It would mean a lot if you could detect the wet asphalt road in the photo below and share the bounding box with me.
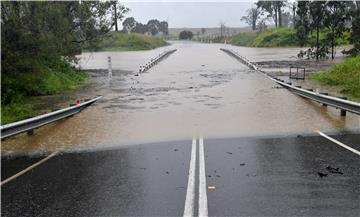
[1,133,359,216]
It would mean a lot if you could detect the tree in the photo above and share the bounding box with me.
[132,22,148,34]
[179,30,193,40]
[159,21,169,35]
[257,1,286,28]
[295,1,310,46]
[309,1,327,60]
[345,1,360,56]
[281,12,291,27]
[147,19,161,35]
[1,1,123,61]
[110,0,129,32]
[324,1,351,59]
[201,28,206,35]
[123,17,137,34]
[219,21,226,37]
[1,1,128,104]
[241,7,262,30]
[257,18,268,31]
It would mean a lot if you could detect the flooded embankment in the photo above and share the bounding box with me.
[2,42,359,155]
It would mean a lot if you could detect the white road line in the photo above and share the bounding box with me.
[183,138,197,217]
[1,151,59,186]
[317,131,360,156]
[198,137,208,217]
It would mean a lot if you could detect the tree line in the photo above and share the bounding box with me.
[241,0,359,59]
[122,17,168,35]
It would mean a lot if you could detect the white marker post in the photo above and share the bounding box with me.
[108,56,112,79]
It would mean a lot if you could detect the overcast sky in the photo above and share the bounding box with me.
[121,1,256,28]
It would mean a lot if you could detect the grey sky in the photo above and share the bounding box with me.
[121,1,256,28]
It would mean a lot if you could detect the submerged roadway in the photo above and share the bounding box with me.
[1,42,360,216]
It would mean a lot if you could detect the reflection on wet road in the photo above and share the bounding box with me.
[1,41,359,154]
[2,134,359,216]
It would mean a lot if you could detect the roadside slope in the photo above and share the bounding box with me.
[311,56,360,100]
[93,32,168,51]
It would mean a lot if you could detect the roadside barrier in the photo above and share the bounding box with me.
[139,49,177,73]
[1,96,102,139]
[220,48,360,116]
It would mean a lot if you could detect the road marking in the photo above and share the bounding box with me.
[198,137,209,217]
[1,151,59,186]
[183,138,197,217]
[317,131,360,156]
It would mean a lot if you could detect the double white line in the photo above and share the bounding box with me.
[183,137,208,217]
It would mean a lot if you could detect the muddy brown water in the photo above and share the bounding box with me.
[2,41,359,155]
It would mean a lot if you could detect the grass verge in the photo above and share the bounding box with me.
[1,58,88,124]
[311,56,360,100]
[92,32,168,51]
[215,28,351,48]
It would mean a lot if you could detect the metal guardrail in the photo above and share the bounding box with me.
[220,48,360,116]
[1,96,102,139]
[139,49,177,73]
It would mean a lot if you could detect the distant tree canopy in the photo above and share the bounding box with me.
[122,17,168,35]
[179,31,193,40]
[241,7,263,30]
[256,1,286,28]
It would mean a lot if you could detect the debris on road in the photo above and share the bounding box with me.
[208,185,216,190]
[317,172,328,178]
[326,166,343,175]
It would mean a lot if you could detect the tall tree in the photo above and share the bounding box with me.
[295,1,310,46]
[123,17,137,34]
[324,1,350,59]
[241,7,263,30]
[257,1,276,27]
[346,0,360,56]
[309,1,327,60]
[147,19,160,35]
[257,1,286,28]
[159,21,169,35]
[110,1,128,32]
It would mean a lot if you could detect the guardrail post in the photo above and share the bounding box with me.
[27,129,34,136]
[108,56,112,78]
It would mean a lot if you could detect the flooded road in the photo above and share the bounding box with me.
[2,41,359,155]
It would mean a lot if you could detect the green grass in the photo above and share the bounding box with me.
[225,28,351,48]
[1,58,87,124]
[228,31,259,47]
[311,56,360,100]
[251,28,298,47]
[94,32,168,51]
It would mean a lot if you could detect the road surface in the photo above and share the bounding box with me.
[2,133,359,216]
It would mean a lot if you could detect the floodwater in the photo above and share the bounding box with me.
[2,41,359,155]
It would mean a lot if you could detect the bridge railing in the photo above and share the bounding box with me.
[139,49,177,73]
[220,48,360,116]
